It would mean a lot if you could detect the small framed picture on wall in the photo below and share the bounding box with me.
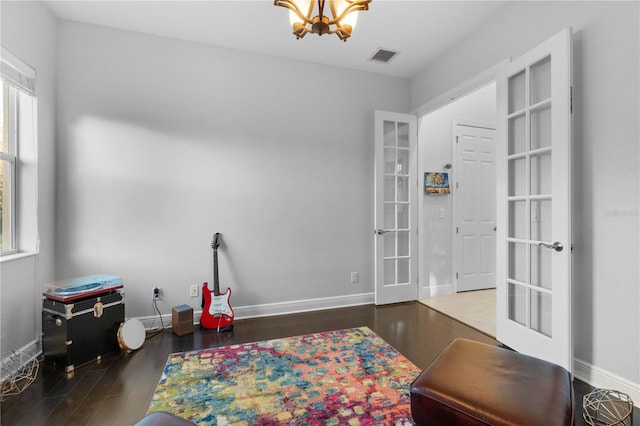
[424,172,450,195]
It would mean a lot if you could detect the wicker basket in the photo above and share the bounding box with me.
[583,388,634,426]
[0,352,39,401]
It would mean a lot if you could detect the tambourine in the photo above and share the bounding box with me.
[117,318,145,351]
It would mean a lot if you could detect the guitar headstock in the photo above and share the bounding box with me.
[211,233,221,250]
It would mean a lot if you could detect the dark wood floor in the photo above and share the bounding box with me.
[1,302,637,425]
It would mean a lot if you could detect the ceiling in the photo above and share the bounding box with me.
[43,0,508,79]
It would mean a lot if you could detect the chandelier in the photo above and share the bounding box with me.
[274,0,372,41]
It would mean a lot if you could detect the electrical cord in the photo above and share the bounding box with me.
[145,297,168,340]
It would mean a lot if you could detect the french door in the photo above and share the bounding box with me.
[374,111,418,305]
[496,28,573,371]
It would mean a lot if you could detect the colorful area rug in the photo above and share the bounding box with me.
[148,326,420,425]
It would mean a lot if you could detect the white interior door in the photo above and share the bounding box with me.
[496,28,573,370]
[374,111,418,305]
[455,123,496,292]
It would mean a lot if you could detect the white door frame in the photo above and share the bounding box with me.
[412,60,510,118]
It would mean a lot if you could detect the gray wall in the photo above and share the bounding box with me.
[55,21,410,319]
[0,1,57,355]
[412,1,639,388]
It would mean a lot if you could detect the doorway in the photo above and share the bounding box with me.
[419,289,496,337]
[417,81,497,332]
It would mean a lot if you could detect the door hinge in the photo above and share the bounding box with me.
[456,136,459,144]
[456,227,459,234]
[456,272,459,279]
[456,182,459,189]
[570,86,573,114]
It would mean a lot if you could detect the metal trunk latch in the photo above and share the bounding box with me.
[93,302,104,318]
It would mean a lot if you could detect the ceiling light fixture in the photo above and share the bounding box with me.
[274,0,372,42]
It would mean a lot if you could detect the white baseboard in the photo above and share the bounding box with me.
[137,292,375,330]
[575,358,640,408]
[420,284,455,299]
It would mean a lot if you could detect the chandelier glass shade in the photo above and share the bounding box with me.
[274,0,372,41]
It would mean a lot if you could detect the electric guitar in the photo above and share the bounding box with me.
[200,233,234,332]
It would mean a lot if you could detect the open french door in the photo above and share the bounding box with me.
[374,111,418,305]
[496,28,573,371]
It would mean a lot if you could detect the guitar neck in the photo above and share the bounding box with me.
[213,247,220,296]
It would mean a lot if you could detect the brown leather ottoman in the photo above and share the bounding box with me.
[410,338,573,425]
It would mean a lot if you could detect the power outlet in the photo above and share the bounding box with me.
[153,286,161,300]
[190,285,199,298]
[350,272,359,283]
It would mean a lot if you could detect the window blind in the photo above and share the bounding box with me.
[1,47,36,95]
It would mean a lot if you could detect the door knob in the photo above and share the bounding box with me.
[539,241,563,252]
[374,229,389,235]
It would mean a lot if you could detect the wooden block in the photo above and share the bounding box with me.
[172,305,194,336]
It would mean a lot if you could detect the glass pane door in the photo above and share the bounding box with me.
[374,111,417,305]
[506,54,554,337]
[383,120,411,286]
[496,28,572,371]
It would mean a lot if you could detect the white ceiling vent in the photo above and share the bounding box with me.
[369,48,399,64]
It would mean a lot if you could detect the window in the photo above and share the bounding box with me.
[1,47,37,256]
[0,81,16,253]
